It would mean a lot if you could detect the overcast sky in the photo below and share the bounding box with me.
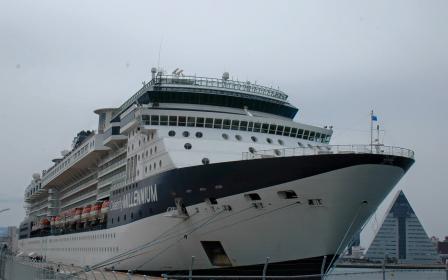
[0,0,447,247]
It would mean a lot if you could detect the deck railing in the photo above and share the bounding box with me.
[242,144,415,160]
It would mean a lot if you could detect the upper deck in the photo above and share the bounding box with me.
[113,73,297,121]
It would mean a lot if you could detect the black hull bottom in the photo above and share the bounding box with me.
[133,255,336,279]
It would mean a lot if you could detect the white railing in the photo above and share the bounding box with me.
[242,144,415,160]
[98,158,126,178]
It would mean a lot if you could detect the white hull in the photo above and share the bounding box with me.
[19,163,405,272]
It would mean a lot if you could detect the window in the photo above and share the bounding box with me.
[184,143,192,150]
[182,131,190,137]
[251,136,258,142]
[222,133,229,140]
[302,130,310,140]
[308,199,323,206]
[278,190,298,199]
[240,121,248,131]
[178,116,186,126]
[160,115,168,125]
[283,127,291,136]
[200,241,232,267]
[159,160,162,167]
[278,139,284,145]
[169,116,177,126]
[187,117,195,127]
[195,131,203,138]
[150,115,159,125]
[223,119,231,129]
[274,149,281,156]
[249,147,256,154]
[266,138,272,144]
[202,158,210,165]
[261,123,269,133]
[168,130,176,137]
[269,124,277,134]
[244,193,261,201]
[214,119,223,129]
[196,117,205,127]
[235,135,242,141]
[276,125,284,135]
[206,197,218,205]
[231,120,239,130]
[205,118,214,128]
[253,122,261,132]
[298,142,304,147]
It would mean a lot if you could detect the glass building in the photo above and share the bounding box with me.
[366,190,440,264]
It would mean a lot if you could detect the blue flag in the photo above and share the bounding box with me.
[371,115,378,121]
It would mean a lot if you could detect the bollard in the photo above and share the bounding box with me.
[127,270,133,279]
[262,257,270,280]
[189,256,195,280]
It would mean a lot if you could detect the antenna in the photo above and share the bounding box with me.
[157,36,164,71]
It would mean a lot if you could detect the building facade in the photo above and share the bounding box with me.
[366,191,440,264]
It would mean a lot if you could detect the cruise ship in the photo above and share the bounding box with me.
[18,68,415,276]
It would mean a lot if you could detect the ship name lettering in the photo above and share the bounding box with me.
[111,184,158,211]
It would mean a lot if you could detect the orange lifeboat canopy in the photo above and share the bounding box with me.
[101,200,110,214]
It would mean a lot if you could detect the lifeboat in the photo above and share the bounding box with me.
[66,209,75,223]
[100,200,110,214]
[40,218,50,228]
[81,205,91,221]
[55,216,61,227]
[89,203,101,220]
[50,217,56,227]
[73,207,83,222]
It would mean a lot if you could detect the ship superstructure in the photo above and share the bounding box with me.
[18,69,415,276]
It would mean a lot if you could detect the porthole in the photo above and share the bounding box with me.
[298,142,304,147]
[235,135,242,141]
[222,133,229,140]
[184,143,192,150]
[168,130,176,137]
[278,139,284,145]
[266,138,272,144]
[195,132,203,138]
[202,158,210,165]
[159,160,162,167]
[183,131,190,137]
[155,146,157,153]
[249,147,256,154]
[274,149,281,156]
[251,136,258,142]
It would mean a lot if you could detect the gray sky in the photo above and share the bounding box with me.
[0,0,447,247]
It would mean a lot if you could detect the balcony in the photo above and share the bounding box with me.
[41,134,110,189]
[98,158,126,178]
[97,173,126,189]
[103,124,127,147]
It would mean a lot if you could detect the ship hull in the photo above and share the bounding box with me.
[19,153,413,276]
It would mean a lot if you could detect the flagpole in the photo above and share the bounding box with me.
[370,110,373,152]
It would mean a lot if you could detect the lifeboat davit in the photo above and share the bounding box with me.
[81,205,91,221]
